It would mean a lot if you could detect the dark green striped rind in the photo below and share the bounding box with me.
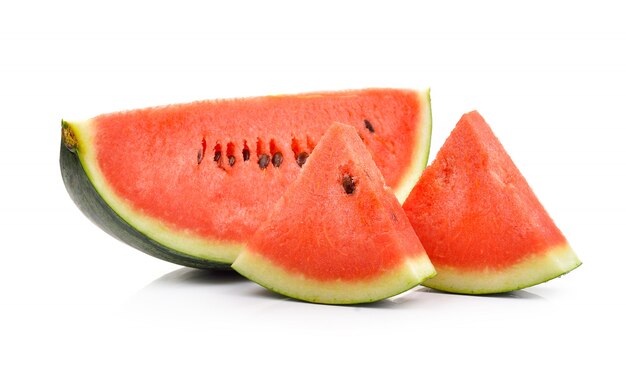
[59,140,230,269]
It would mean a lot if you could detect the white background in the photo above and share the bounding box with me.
[1,1,624,367]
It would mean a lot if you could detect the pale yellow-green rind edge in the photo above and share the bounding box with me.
[423,243,582,294]
[67,120,243,264]
[232,252,437,304]
[394,88,432,204]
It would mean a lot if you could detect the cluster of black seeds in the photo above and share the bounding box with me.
[197,120,375,172]
[197,140,306,170]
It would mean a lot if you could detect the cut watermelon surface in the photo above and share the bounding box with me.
[232,123,436,304]
[60,88,432,268]
[402,111,581,294]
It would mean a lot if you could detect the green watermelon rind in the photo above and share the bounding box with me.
[233,250,437,304]
[422,243,582,294]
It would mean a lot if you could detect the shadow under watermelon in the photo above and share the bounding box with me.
[147,267,247,286]
[414,287,545,300]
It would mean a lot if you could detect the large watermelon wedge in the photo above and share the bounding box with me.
[60,88,432,268]
[232,122,436,304]
[402,111,581,294]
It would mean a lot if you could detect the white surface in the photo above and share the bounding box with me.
[1,1,624,367]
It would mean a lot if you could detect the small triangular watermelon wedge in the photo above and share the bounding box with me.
[232,123,436,304]
[403,111,581,294]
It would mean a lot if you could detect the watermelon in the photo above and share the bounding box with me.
[232,123,436,304]
[60,88,432,268]
[402,111,581,294]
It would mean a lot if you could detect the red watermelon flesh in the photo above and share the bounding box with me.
[63,89,431,266]
[402,111,581,294]
[232,123,436,304]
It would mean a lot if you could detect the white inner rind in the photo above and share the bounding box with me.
[232,251,437,304]
[422,243,582,294]
[394,89,432,204]
[70,120,243,264]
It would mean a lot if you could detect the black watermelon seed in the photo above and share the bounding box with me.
[242,148,250,161]
[364,119,375,133]
[197,148,204,165]
[258,154,270,169]
[296,152,309,167]
[272,152,283,167]
[228,155,236,166]
[342,173,356,194]
[214,151,221,162]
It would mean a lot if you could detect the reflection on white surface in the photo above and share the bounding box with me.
[121,266,549,327]
[113,265,591,368]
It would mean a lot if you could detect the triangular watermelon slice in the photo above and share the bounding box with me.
[402,111,581,294]
[232,123,436,304]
